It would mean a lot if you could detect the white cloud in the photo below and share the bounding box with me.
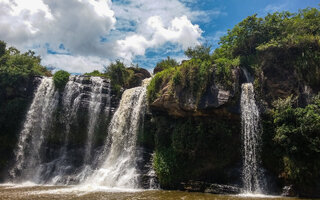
[0,0,116,57]
[42,54,109,74]
[117,15,202,61]
[0,0,205,73]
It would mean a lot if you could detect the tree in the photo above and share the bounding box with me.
[153,56,178,74]
[0,41,6,58]
[105,60,129,87]
[184,44,211,60]
[53,70,70,90]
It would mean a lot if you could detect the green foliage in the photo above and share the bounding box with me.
[153,147,179,188]
[84,70,105,77]
[105,60,129,87]
[185,44,211,60]
[153,56,178,74]
[0,47,51,88]
[150,115,241,188]
[147,45,216,105]
[147,67,175,103]
[84,61,150,97]
[53,70,70,90]
[0,42,50,176]
[0,41,5,57]
[269,95,320,188]
[215,7,320,89]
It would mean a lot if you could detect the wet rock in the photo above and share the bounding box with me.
[282,185,296,197]
[180,181,241,195]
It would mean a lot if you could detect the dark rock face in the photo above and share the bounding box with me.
[127,67,151,89]
[180,181,241,195]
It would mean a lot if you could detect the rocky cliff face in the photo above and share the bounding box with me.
[145,67,243,190]
[149,67,241,118]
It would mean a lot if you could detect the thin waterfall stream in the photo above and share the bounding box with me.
[240,82,264,194]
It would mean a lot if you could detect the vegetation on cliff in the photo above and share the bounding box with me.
[85,60,151,97]
[147,44,229,108]
[217,7,320,91]
[262,94,320,194]
[147,7,320,195]
[140,114,241,189]
[148,7,320,107]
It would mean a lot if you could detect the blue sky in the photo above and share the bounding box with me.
[0,0,318,73]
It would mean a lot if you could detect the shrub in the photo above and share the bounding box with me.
[153,57,178,74]
[153,147,179,188]
[53,70,70,90]
[269,95,320,188]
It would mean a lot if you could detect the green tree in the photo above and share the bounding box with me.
[184,44,211,60]
[0,41,5,58]
[105,60,129,87]
[53,70,70,90]
[154,56,178,74]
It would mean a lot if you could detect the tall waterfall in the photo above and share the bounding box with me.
[10,76,111,184]
[85,78,150,188]
[10,77,59,181]
[240,83,263,193]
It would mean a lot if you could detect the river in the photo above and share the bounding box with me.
[0,185,317,200]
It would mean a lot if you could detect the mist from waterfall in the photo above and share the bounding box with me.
[240,83,264,194]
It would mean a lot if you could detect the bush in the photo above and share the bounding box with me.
[267,95,320,189]
[53,70,70,90]
[153,147,179,188]
[153,57,178,74]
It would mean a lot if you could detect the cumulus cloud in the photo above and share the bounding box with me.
[42,54,109,74]
[0,0,204,73]
[117,15,202,61]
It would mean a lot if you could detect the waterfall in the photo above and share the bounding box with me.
[240,83,263,193]
[10,77,59,182]
[45,76,85,184]
[84,77,105,164]
[9,76,111,184]
[85,78,150,188]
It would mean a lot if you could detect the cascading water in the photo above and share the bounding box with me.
[85,78,151,188]
[84,77,105,164]
[240,82,263,193]
[10,77,59,182]
[44,76,85,184]
[9,76,111,184]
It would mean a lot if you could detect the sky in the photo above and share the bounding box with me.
[0,0,318,73]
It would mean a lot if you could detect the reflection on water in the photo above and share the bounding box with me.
[0,185,316,200]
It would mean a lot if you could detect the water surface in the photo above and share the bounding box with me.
[0,185,317,200]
